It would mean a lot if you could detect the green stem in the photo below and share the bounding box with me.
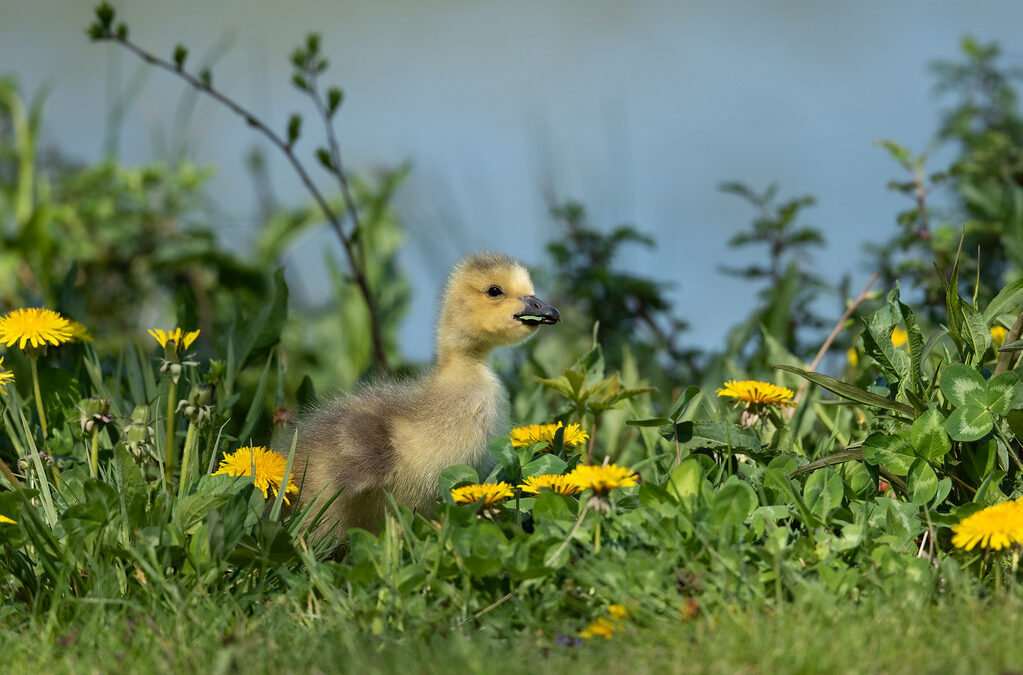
[89,426,100,478]
[164,379,178,496]
[178,421,198,499]
[594,517,602,554]
[29,354,47,438]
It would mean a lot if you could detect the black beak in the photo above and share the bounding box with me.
[515,296,560,326]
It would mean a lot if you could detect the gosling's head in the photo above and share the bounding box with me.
[438,253,559,358]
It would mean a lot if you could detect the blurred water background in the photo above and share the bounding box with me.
[2,0,1022,360]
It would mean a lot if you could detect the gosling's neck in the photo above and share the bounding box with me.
[431,329,497,387]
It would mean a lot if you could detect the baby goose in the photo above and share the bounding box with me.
[291,253,559,541]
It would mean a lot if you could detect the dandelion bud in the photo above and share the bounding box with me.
[177,384,214,426]
[121,404,156,460]
[18,452,54,472]
[76,397,113,434]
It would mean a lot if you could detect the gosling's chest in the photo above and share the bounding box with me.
[394,376,508,477]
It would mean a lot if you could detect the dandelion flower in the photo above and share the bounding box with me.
[450,482,514,506]
[510,423,589,449]
[846,348,859,367]
[716,380,796,408]
[212,445,298,503]
[148,327,200,352]
[991,325,1007,349]
[580,617,616,640]
[519,474,582,496]
[567,463,637,495]
[0,308,73,350]
[890,327,908,348]
[0,515,15,525]
[951,499,1023,551]
[0,356,13,396]
[608,604,628,620]
[67,320,93,343]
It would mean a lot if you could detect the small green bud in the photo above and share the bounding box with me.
[316,147,333,171]
[292,74,308,92]
[173,44,188,69]
[306,33,321,55]
[199,68,212,88]
[327,87,343,117]
[96,3,115,28]
[287,114,302,146]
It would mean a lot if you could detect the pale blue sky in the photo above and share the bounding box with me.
[3,1,1022,359]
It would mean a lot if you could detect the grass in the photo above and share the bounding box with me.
[5,592,1022,674]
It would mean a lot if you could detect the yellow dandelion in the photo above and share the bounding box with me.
[580,617,616,640]
[846,348,859,367]
[991,325,1007,349]
[567,463,637,495]
[212,445,298,504]
[0,308,73,350]
[148,327,200,352]
[510,423,589,449]
[0,356,13,396]
[0,514,15,525]
[608,604,628,620]
[891,327,908,348]
[951,499,1023,551]
[519,474,582,496]
[716,380,796,407]
[67,320,93,343]
[450,482,514,506]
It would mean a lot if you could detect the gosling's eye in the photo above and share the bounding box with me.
[487,286,504,298]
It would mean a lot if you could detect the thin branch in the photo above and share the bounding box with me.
[97,32,391,373]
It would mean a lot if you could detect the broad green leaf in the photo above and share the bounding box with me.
[709,477,757,527]
[861,432,915,475]
[931,477,953,509]
[983,277,1023,323]
[962,304,992,364]
[173,492,231,533]
[939,364,987,408]
[987,371,1023,415]
[802,468,843,520]
[907,459,938,506]
[862,293,909,382]
[898,295,926,395]
[488,437,520,482]
[521,454,568,478]
[909,408,951,462]
[437,465,479,503]
[669,384,702,421]
[532,490,575,522]
[665,458,702,505]
[773,365,915,416]
[675,421,763,455]
[946,404,992,442]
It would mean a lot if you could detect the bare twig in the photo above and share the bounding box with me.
[95,27,391,373]
[794,272,880,405]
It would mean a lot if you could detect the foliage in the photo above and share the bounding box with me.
[870,37,1023,321]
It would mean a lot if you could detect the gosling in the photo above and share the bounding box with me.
[291,253,559,541]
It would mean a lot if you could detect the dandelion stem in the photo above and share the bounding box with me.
[164,379,177,496]
[178,420,198,499]
[89,426,100,478]
[545,501,591,567]
[29,354,47,438]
